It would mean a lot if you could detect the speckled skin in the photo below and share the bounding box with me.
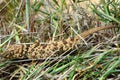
[2,25,118,59]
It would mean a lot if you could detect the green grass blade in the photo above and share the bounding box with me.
[99,56,120,80]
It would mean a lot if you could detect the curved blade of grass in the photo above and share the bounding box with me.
[53,0,59,7]
[32,0,44,12]
[0,31,14,48]
[82,44,100,57]
[0,61,11,67]
[68,67,75,80]
[50,61,74,75]
[94,49,116,64]
[26,0,30,32]
[14,28,20,43]
[13,23,28,32]
[0,29,22,48]
[25,61,48,80]
[52,17,59,41]
[99,56,120,80]
[100,0,111,15]
[91,3,120,24]
[58,65,75,80]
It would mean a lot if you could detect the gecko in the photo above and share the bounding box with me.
[1,25,118,60]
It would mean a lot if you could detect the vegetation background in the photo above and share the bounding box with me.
[0,0,120,80]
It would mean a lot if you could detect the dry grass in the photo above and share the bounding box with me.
[0,0,120,80]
